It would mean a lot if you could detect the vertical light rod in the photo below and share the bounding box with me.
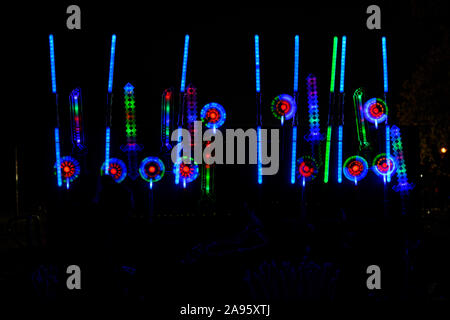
[49,35,57,94]
[337,125,343,183]
[324,125,332,183]
[257,126,262,184]
[54,128,63,187]
[254,35,261,93]
[108,34,117,93]
[290,126,298,184]
[386,125,391,183]
[293,35,299,93]
[330,36,338,93]
[180,34,190,93]
[339,36,347,93]
[382,37,388,93]
[105,127,111,174]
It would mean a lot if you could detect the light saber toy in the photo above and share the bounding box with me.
[255,34,263,184]
[104,34,116,175]
[69,88,85,151]
[290,35,299,184]
[337,35,347,183]
[120,83,142,180]
[353,88,370,151]
[382,36,392,183]
[49,34,63,188]
[324,36,338,184]
[176,35,190,185]
[161,89,173,151]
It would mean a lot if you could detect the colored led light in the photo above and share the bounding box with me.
[49,34,57,94]
[305,75,323,142]
[108,34,116,93]
[175,126,182,184]
[173,156,199,184]
[386,125,391,182]
[337,125,343,183]
[343,155,368,182]
[69,88,84,149]
[372,153,396,177]
[139,157,165,183]
[290,126,298,184]
[101,158,127,183]
[391,125,414,192]
[271,94,296,121]
[54,128,62,187]
[105,127,111,174]
[180,34,190,93]
[124,83,137,142]
[55,156,80,184]
[382,37,388,93]
[296,156,318,182]
[186,85,198,140]
[294,35,299,93]
[255,35,261,93]
[324,125,332,183]
[200,103,226,129]
[330,36,338,93]
[363,98,388,125]
[257,126,262,184]
[339,36,347,93]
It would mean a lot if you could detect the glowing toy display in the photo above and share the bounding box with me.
[391,125,414,193]
[69,88,85,150]
[372,153,396,179]
[49,34,63,187]
[54,156,81,189]
[296,156,318,187]
[343,155,368,184]
[121,83,142,180]
[105,34,117,175]
[173,156,199,188]
[271,94,296,125]
[305,74,323,142]
[200,103,226,131]
[324,36,338,184]
[139,157,165,189]
[101,158,127,184]
[363,98,387,128]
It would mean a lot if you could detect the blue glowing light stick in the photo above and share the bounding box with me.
[49,35,62,187]
[180,35,190,93]
[291,35,299,184]
[382,37,388,94]
[337,125,343,183]
[255,35,263,184]
[339,36,347,93]
[105,34,117,175]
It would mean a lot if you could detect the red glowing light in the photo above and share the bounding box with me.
[183,166,190,173]
[110,168,117,175]
[63,166,70,173]
[149,166,156,173]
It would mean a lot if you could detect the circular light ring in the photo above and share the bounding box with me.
[101,158,127,183]
[139,157,165,183]
[363,98,388,124]
[54,156,80,183]
[372,153,396,177]
[200,103,226,129]
[296,156,318,181]
[271,94,296,121]
[343,156,369,182]
[173,156,199,183]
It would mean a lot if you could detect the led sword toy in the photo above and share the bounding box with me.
[290,35,299,184]
[255,34,263,184]
[175,34,190,185]
[382,36,392,183]
[49,34,63,188]
[69,88,86,151]
[324,36,338,184]
[337,35,347,183]
[104,34,116,175]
